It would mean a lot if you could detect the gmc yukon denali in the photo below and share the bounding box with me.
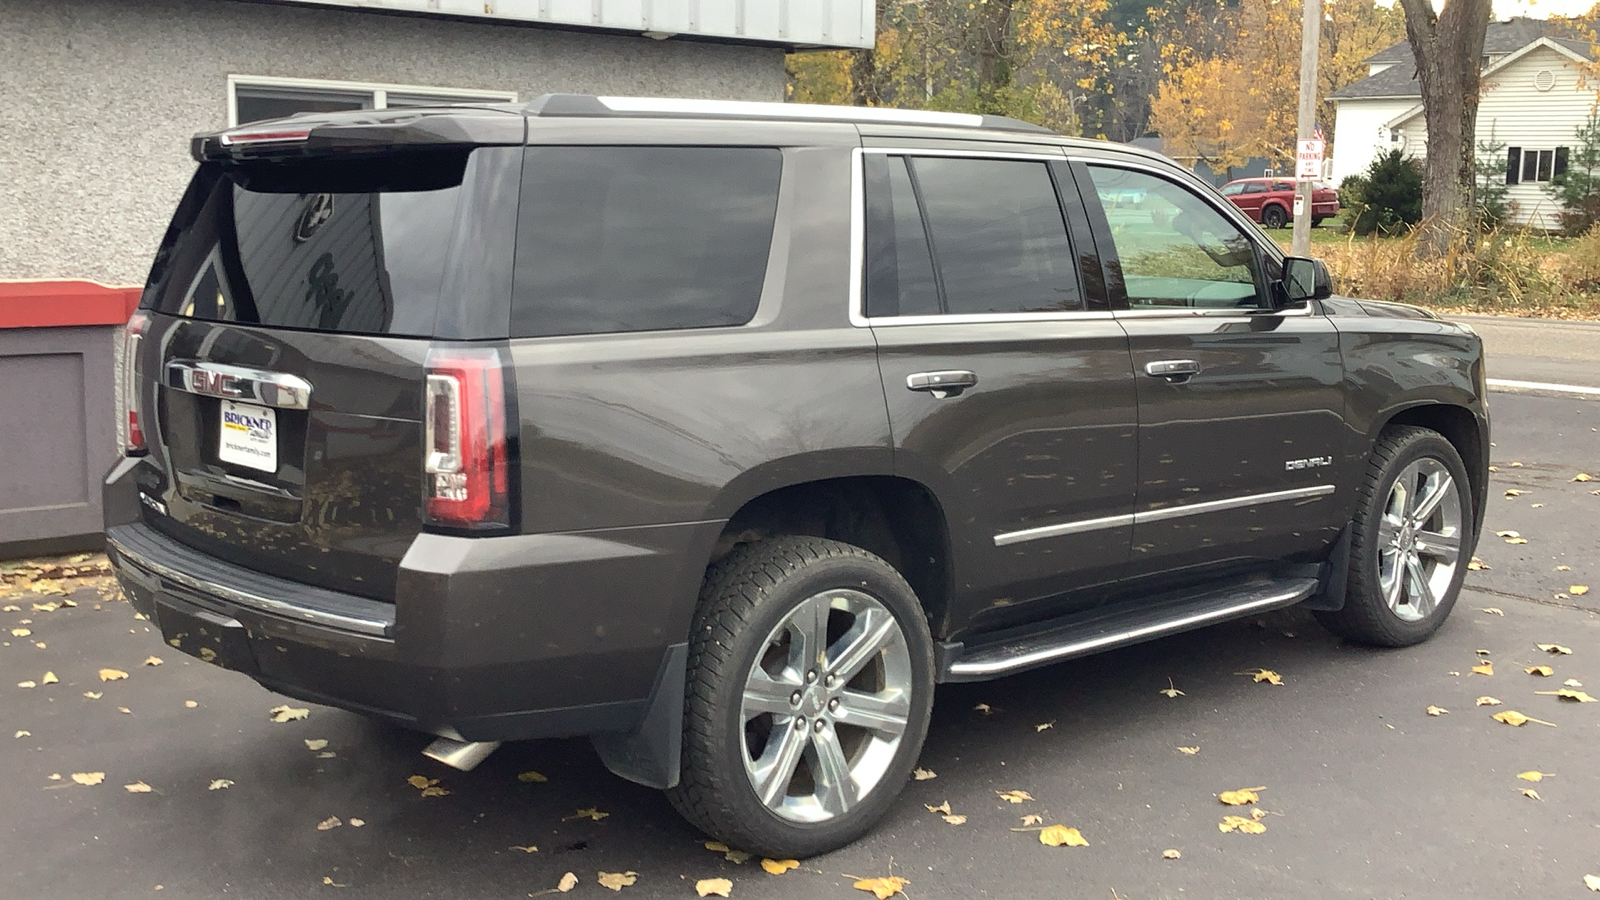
[105,96,1488,857]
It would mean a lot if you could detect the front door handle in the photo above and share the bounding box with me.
[907,370,978,399]
[1144,359,1202,383]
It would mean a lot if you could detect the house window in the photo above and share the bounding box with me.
[229,75,517,126]
[1507,147,1570,185]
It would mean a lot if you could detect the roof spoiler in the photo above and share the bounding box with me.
[191,107,525,162]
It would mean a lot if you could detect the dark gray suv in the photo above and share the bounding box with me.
[105,95,1488,857]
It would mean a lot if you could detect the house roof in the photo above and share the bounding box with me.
[1384,37,1597,130]
[1336,18,1591,101]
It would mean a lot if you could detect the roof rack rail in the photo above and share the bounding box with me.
[522,94,1054,134]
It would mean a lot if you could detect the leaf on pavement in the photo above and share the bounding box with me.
[1494,530,1520,538]
[1038,825,1088,847]
[1219,787,1263,806]
[317,816,342,831]
[557,872,579,893]
[185,700,198,708]
[16,681,36,689]
[1482,607,1504,616]
[1467,558,1489,571]
[1471,661,1495,676]
[942,814,967,825]
[1158,678,1185,697]
[269,705,309,723]
[695,878,732,898]
[1476,696,1502,706]
[322,876,347,888]
[911,767,937,781]
[83,691,102,699]
[996,790,1033,803]
[1163,849,1181,859]
[1237,668,1283,685]
[124,781,153,793]
[14,730,29,738]
[142,656,163,667]
[852,876,908,899]
[1505,537,1528,544]
[71,772,105,786]
[41,672,57,685]
[568,807,607,821]
[1526,666,1555,677]
[10,627,29,636]
[703,841,751,863]
[1536,643,1573,655]
[1426,706,1448,716]
[509,845,538,853]
[1564,678,1584,687]
[1570,586,1589,596]
[1504,489,1529,498]
[1517,771,1552,782]
[597,871,638,892]
[1035,721,1055,732]
[972,703,993,715]
[1493,710,1556,727]
[1522,789,1542,800]
[1573,473,1593,482]
[349,818,364,827]
[99,668,129,682]
[1020,814,1044,826]
[516,770,548,783]
[304,739,329,751]
[925,800,951,815]
[1536,689,1598,702]
[1585,874,1600,891]
[208,779,233,790]
[760,859,799,875]
[1218,815,1266,834]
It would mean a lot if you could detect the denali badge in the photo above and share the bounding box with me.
[294,193,336,243]
[1285,456,1333,471]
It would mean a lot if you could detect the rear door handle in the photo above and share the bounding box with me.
[906,370,978,398]
[1144,359,1201,383]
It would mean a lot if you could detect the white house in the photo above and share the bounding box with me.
[1329,18,1597,230]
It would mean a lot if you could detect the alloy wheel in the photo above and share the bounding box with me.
[1377,457,1463,622]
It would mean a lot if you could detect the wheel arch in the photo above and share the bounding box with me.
[1372,402,1489,534]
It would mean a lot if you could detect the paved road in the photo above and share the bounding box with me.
[3,353,1598,899]
[1454,315,1600,389]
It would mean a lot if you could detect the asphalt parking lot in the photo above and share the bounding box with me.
[3,387,1597,900]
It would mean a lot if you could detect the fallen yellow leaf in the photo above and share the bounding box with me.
[1471,662,1494,676]
[14,680,34,689]
[185,700,198,708]
[208,779,233,790]
[516,770,548,783]
[40,672,57,685]
[1564,678,1584,687]
[557,872,579,893]
[1219,787,1263,806]
[142,656,162,667]
[304,739,329,751]
[703,842,751,864]
[1574,473,1593,482]
[406,775,435,790]
[10,627,29,637]
[570,807,607,821]
[83,691,102,699]
[925,801,951,815]
[911,767,937,781]
[972,703,993,715]
[1536,689,1598,703]
[13,730,28,738]
[1020,814,1043,826]
[322,876,346,887]
[597,871,638,892]
[1476,696,1502,706]
[760,859,799,875]
[317,816,342,831]
[124,781,153,793]
[71,772,105,786]
[1038,825,1089,847]
[1536,643,1573,655]
[1557,565,1572,572]
[695,878,732,898]
[942,814,967,825]
[1237,668,1284,685]
[1426,706,1448,716]
[420,786,449,797]
[1035,721,1055,732]
[1494,530,1520,538]
[349,818,364,827]
[1570,586,1589,596]
[1158,678,1184,697]
[1526,666,1555,677]
[1467,558,1489,571]
[268,705,308,723]
[1163,849,1181,859]
[1493,710,1557,727]
[99,669,129,682]
[1504,489,1529,498]
[1505,537,1528,545]
[1522,788,1542,800]
[1483,607,1504,616]
[1218,815,1266,834]
[1177,746,1200,755]
[996,790,1033,803]
[509,845,538,853]
[1585,874,1600,891]
[1517,771,1551,782]
[852,876,908,899]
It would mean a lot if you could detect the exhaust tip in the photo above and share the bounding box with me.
[423,736,501,772]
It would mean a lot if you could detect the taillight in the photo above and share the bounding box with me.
[120,312,151,455]
[423,346,510,530]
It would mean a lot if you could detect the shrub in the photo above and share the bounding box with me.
[1550,111,1600,236]
[1345,150,1424,236]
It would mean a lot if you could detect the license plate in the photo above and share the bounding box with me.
[218,400,278,473]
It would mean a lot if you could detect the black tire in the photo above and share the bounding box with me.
[666,536,935,858]
[1314,426,1475,647]
[1261,205,1288,229]
[1312,216,1326,227]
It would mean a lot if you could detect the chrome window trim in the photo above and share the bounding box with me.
[1067,155,1315,319]
[993,484,1335,547]
[850,145,1103,329]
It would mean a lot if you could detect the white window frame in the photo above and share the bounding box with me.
[227,74,518,127]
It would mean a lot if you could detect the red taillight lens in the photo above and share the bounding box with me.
[120,312,151,455]
[423,346,509,529]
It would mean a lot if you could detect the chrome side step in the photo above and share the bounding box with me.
[943,577,1318,682]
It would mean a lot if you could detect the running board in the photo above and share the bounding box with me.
[942,577,1319,682]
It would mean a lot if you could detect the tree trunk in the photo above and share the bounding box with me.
[847,0,890,107]
[1397,0,1492,257]
[975,0,1016,113]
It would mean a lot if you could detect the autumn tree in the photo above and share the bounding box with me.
[1396,0,1493,256]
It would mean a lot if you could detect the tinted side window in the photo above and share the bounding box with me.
[1240,182,1268,195]
[909,156,1082,315]
[1085,165,1264,310]
[863,155,940,317]
[511,147,781,338]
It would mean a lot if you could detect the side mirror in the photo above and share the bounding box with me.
[1281,256,1332,303]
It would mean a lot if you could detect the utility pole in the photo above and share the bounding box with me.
[1291,0,1323,257]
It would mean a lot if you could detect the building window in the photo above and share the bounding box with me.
[229,75,517,126]
[1506,147,1570,185]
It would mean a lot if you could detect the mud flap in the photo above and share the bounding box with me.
[1301,526,1352,611]
[591,642,686,790]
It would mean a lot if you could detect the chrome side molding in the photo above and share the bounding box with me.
[994,485,1336,547]
[166,360,312,410]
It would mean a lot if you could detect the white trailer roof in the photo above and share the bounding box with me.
[260,0,875,49]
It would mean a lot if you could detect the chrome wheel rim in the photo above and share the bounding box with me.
[740,588,912,824]
[1378,457,1463,623]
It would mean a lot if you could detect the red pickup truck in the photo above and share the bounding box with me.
[1220,177,1340,229]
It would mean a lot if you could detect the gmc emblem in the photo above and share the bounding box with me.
[190,370,244,398]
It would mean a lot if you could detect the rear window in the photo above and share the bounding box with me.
[510,146,782,338]
[145,150,471,337]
